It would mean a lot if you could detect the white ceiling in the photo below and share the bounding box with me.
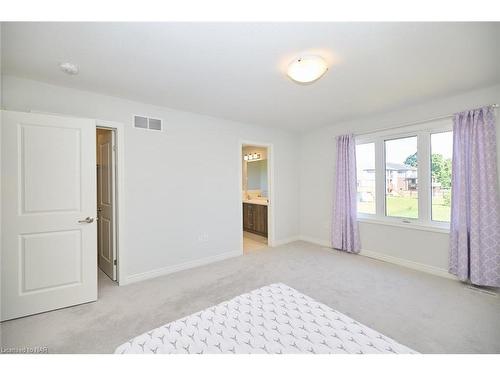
[2,22,499,132]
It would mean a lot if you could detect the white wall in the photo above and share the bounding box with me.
[0,23,2,107]
[3,73,499,282]
[1,75,300,282]
[0,23,3,316]
[300,84,500,274]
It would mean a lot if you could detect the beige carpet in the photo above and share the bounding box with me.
[1,241,499,354]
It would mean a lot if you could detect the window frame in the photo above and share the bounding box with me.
[383,133,421,221]
[429,129,454,224]
[355,118,452,232]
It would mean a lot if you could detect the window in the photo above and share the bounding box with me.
[385,136,418,219]
[431,131,453,222]
[355,119,453,229]
[356,143,376,214]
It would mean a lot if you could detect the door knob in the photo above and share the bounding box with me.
[78,217,95,224]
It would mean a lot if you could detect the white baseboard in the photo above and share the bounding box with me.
[359,249,456,280]
[298,235,330,247]
[122,250,242,285]
[298,235,456,280]
[272,236,300,247]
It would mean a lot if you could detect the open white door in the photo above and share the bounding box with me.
[96,128,116,280]
[1,111,97,321]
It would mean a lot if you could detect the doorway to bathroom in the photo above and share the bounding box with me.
[240,142,273,254]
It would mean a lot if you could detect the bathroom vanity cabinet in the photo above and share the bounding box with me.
[242,202,268,237]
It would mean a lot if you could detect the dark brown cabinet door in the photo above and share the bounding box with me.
[242,203,267,237]
[254,205,268,236]
[242,203,253,231]
[243,203,248,229]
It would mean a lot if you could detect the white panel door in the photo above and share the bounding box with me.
[1,111,97,321]
[96,129,116,280]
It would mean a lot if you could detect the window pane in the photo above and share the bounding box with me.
[385,136,418,219]
[431,131,453,222]
[356,143,376,214]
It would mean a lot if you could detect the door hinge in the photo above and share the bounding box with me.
[113,259,117,266]
[113,145,117,151]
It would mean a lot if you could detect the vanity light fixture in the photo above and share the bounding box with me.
[243,153,261,161]
[287,55,328,84]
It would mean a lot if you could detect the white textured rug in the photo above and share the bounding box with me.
[115,283,416,354]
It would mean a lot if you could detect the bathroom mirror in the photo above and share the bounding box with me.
[247,160,268,197]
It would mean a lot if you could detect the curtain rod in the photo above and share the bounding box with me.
[355,103,499,137]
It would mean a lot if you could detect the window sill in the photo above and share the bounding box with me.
[357,217,450,234]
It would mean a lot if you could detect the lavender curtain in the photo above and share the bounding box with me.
[332,134,360,253]
[449,106,500,287]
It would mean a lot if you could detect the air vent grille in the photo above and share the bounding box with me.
[148,118,162,131]
[134,115,163,131]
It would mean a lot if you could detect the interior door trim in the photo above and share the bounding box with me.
[96,120,125,285]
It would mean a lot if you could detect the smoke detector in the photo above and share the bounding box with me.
[59,62,79,75]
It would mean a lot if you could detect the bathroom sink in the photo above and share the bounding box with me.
[243,198,268,206]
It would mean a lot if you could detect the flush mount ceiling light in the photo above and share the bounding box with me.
[59,62,79,75]
[287,55,328,84]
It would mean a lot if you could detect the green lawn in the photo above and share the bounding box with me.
[386,196,418,219]
[431,196,451,222]
[358,196,451,222]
